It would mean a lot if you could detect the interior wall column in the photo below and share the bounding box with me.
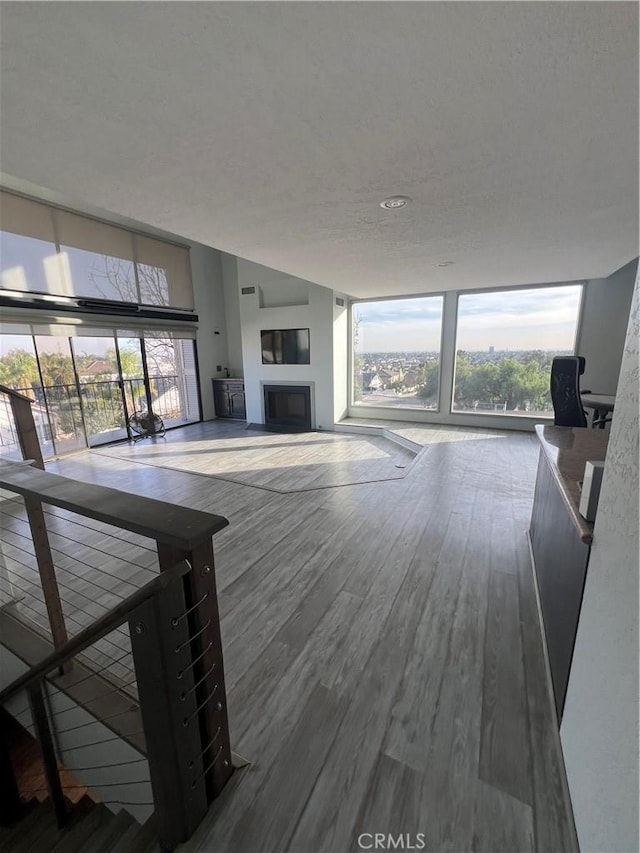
[437,290,458,416]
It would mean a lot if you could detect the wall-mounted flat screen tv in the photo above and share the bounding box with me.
[261,328,310,364]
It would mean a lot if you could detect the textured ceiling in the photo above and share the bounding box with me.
[0,2,638,298]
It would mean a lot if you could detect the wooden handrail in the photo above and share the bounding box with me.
[0,460,228,549]
[0,457,234,840]
[0,557,192,703]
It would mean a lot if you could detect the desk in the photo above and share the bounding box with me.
[581,393,615,428]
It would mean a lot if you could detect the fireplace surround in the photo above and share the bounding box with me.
[263,385,312,432]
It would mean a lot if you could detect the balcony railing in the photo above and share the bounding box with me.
[0,376,185,456]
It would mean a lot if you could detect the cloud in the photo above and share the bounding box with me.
[354,285,582,351]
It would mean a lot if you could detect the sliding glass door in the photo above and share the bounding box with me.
[0,333,55,459]
[0,330,200,459]
[71,336,128,446]
[33,335,85,455]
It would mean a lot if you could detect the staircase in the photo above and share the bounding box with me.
[0,797,158,852]
[0,455,235,851]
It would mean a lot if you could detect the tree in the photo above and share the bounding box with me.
[90,256,170,306]
[0,349,40,392]
[37,352,75,386]
[105,345,142,378]
[417,360,440,401]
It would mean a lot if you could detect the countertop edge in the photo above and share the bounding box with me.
[534,425,597,545]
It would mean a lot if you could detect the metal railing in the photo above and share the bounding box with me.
[0,458,233,851]
[0,376,185,456]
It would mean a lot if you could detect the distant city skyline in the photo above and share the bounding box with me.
[354,286,583,352]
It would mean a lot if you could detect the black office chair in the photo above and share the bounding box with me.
[550,356,588,427]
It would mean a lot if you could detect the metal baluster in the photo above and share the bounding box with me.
[28,680,68,827]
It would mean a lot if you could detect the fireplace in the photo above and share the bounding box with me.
[263,385,312,432]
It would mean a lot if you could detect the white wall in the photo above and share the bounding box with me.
[577,258,638,395]
[220,252,243,378]
[189,242,228,420]
[333,295,349,422]
[237,259,335,428]
[561,269,639,852]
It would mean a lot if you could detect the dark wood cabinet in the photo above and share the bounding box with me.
[212,379,246,420]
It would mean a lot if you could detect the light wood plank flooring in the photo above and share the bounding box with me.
[94,420,417,491]
[0,421,577,852]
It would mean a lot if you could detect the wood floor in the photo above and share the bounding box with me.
[0,421,577,852]
[95,420,417,491]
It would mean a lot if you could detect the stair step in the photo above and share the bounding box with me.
[108,817,147,853]
[85,808,138,853]
[50,800,110,853]
[0,801,39,851]
[4,802,61,853]
[122,814,159,853]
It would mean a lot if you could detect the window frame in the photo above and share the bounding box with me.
[449,280,585,417]
[348,290,447,413]
[348,280,586,425]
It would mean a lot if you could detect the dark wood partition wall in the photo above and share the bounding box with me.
[529,425,609,722]
[529,452,591,720]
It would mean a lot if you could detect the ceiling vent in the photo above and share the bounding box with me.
[241,286,256,295]
[335,297,345,307]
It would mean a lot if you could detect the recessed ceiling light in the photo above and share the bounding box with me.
[436,260,455,267]
[379,196,411,210]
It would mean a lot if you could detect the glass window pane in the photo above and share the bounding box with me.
[134,235,193,309]
[0,333,54,459]
[56,211,138,303]
[0,195,59,293]
[352,296,443,410]
[452,285,583,417]
[136,262,170,308]
[143,334,199,426]
[72,337,127,446]
[0,232,63,295]
[58,247,138,302]
[116,335,146,418]
[34,336,86,454]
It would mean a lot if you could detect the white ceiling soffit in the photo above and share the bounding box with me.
[0,2,637,299]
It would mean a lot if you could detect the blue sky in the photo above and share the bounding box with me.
[354,286,582,352]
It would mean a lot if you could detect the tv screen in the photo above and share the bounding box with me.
[261,328,310,364]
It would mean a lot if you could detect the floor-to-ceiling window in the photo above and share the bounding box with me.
[0,331,200,459]
[142,334,200,426]
[71,335,128,446]
[0,333,55,459]
[452,284,583,417]
[33,335,85,454]
[0,190,202,459]
[351,295,444,410]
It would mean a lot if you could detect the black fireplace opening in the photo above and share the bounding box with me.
[263,385,312,432]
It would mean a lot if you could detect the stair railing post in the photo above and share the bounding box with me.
[128,567,210,851]
[23,497,69,658]
[0,718,23,826]
[0,386,45,470]
[157,539,233,802]
[0,393,68,657]
[28,680,68,827]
